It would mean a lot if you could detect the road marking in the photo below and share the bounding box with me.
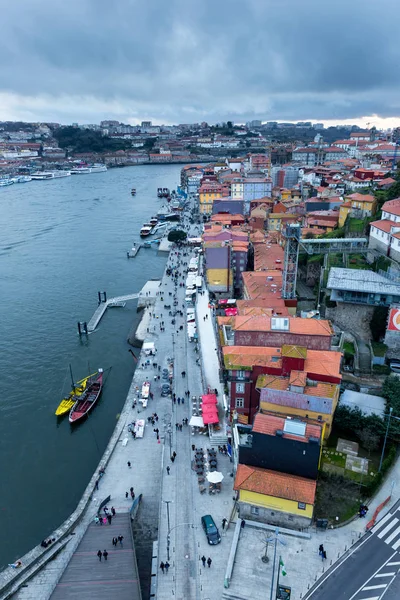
[348,551,397,600]
[363,584,387,590]
[371,512,393,533]
[384,524,400,544]
[387,561,400,565]
[356,597,380,600]
[374,572,395,577]
[392,537,400,550]
[377,518,399,539]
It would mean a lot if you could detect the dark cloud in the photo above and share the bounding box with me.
[0,0,399,123]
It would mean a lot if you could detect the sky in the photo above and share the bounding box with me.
[0,0,399,128]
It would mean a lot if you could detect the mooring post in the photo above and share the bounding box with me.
[98,291,101,305]
[77,322,82,336]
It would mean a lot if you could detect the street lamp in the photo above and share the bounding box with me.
[166,523,194,562]
[379,407,393,472]
[266,528,286,600]
[162,500,172,560]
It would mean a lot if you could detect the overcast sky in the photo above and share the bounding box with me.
[0,0,399,127]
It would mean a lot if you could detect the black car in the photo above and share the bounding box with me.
[161,383,171,397]
[162,368,169,380]
[201,514,221,545]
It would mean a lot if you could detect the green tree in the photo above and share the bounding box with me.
[168,230,187,243]
[370,306,389,342]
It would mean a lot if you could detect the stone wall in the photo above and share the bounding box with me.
[238,501,311,530]
[325,304,374,341]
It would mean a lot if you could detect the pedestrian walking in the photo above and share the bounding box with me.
[107,514,112,525]
[130,487,134,493]
[112,537,117,547]
[160,561,165,574]
[103,550,108,561]
[181,397,184,404]
[127,460,132,468]
[97,550,102,561]
[322,550,327,561]
[171,455,175,463]
[164,561,170,573]
[207,557,212,568]
[318,544,324,557]
[167,466,170,475]
[125,491,128,499]
[131,490,135,500]
[241,519,246,529]
[177,397,181,405]
[111,506,116,516]
[95,479,99,490]
[118,535,124,546]
[222,518,227,530]
[192,444,196,451]
[173,451,177,458]
[201,555,206,567]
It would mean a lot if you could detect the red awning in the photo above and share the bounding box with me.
[225,308,238,316]
[202,394,218,405]
[202,404,219,425]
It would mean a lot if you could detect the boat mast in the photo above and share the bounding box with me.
[69,364,75,390]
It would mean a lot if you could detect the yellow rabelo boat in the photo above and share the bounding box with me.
[55,368,97,416]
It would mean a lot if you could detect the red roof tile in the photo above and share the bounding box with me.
[234,464,316,504]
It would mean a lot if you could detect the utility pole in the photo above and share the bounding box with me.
[379,407,393,472]
[266,528,286,600]
[162,500,172,560]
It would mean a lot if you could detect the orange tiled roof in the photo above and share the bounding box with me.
[290,370,307,386]
[229,314,333,336]
[252,412,321,441]
[234,464,316,505]
[236,299,287,311]
[221,345,341,378]
[256,374,338,398]
[370,219,395,234]
[347,193,375,203]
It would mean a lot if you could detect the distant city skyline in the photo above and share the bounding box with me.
[0,0,399,129]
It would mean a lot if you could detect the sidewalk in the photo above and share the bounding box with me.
[222,453,400,600]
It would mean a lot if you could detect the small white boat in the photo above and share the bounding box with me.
[0,178,14,187]
[11,175,32,183]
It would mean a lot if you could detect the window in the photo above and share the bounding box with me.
[236,371,245,380]
[298,502,306,510]
[235,398,244,408]
[251,506,259,516]
[236,382,245,393]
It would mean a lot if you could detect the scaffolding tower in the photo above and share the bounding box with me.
[282,223,301,299]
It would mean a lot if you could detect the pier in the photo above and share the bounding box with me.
[87,294,139,332]
[50,512,141,600]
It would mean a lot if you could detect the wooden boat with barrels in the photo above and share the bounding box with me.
[55,368,97,416]
[69,369,104,423]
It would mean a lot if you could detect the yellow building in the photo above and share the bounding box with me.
[234,464,316,528]
[199,183,223,214]
[206,268,233,292]
[339,201,352,227]
[346,193,377,217]
[231,180,244,200]
[267,212,296,232]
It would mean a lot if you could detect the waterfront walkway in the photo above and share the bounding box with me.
[50,512,141,600]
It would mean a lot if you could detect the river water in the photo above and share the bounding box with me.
[0,164,181,568]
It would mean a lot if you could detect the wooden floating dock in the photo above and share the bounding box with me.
[127,245,141,258]
[87,293,139,332]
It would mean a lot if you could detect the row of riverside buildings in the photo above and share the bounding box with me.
[183,154,343,530]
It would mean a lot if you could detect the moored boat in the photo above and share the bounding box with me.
[140,224,153,237]
[69,370,103,423]
[55,370,98,416]
[131,188,136,196]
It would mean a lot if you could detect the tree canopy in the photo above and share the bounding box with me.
[54,127,132,154]
[168,229,187,243]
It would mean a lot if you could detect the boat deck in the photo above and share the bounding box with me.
[50,512,141,600]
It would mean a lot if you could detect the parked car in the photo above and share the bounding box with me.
[201,514,221,545]
[161,383,171,397]
[389,360,400,374]
[162,368,169,380]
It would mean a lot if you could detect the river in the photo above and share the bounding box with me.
[0,164,182,568]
